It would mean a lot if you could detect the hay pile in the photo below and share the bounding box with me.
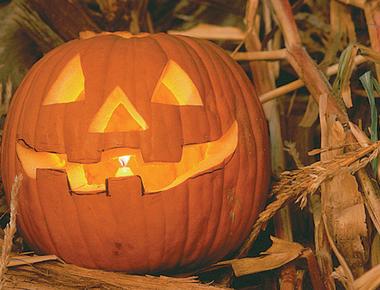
[1,1,380,289]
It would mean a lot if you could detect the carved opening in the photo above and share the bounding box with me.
[43,54,85,105]
[152,60,203,106]
[89,86,148,133]
[17,121,238,193]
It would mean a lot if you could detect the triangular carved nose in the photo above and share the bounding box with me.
[89,86,148,133]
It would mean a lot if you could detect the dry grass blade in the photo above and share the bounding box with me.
[232,49,287,61]
[332,44,359,108]
[237,141,380,258]
[0,174,22,288]
[5,261,229,290]
[168,23,245,40]
[298,95,320,128]
[356,163,380,236]
[359,71,379,174]
[284,141,303,168]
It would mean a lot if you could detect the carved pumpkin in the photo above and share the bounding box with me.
[1,32,269,273]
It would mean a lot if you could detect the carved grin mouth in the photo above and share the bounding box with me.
[16,122,238,194]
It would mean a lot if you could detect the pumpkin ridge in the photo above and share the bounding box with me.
[140,194,152,272]
[68,196,99,268]
[209,41,267,245]
[15,49,69,251]
[175,35,225,137]
[34,173,65,259]
[205,44,249,254]
[157,192,168,269]
[204,42,257,250]
[33,41,87,147]
[206,38,257,255]
[148,36,186,156]
[175,36,238,260]
[202,157,217,263]
[35,169,95,267]
[73,193,112,268]
[172,36,216,169]
[37,39,94,154]
[63,36,117,163]
[111,35,142,150]
[157,37,210,265]
[183,37,224,260]
[177,36,234,256]
[18,42,69,150]
[141,35,183,162]
[177,178,190,267]
[215,60,251,252]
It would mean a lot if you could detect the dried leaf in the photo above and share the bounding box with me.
[349,121,371,148]
[319,93,328,143]
[331,266,352,289]
[332,44,359,108]
[217,237,304,277]
[264,101,285,177]
[299,95,319,128]
[323,171,367,277]
[356,167,380,237]
[8,254,58,267]
[342,85,352,108]
[370,233,380,267]
[320,89,368,277]
[353,263,380,290]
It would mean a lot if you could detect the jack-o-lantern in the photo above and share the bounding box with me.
[1,32,269,273]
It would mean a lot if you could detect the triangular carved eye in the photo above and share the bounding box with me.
[43,54,85,105]
[89,86,148,133]
[151,60,203,106]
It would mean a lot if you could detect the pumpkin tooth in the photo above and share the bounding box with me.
[65,164,88,189]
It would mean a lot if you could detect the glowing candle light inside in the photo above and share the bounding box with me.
[115,155,134,177]
[119,155,131,167]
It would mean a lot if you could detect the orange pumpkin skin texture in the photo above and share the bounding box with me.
[1,33,269,273]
